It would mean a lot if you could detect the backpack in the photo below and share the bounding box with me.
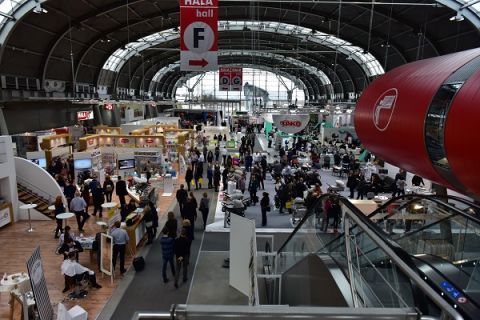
[106,184,113,192]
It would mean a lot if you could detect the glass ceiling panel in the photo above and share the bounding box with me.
[0,0,26,24]
[101,20,386,76]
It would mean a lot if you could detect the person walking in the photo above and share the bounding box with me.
[213,165,221,192]
[103,175,114,202]
[199,192,210,230]
[143,205,154,245]
[248,174,259,205]
[207,164,213,189]
[91,181,104,217]
[160,227,175,283]
[111,221,129,275]
[183,196,197,240]
[174,228,192,289]
[54,195,65,239]
[163,211,178,238]
[185,166,193,192]
[260,192,270,227]
[70,191,88,232]
[176,184,188,215]
[194,161,203,189]
[116,176,128,219]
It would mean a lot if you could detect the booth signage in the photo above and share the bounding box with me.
[119,138,130,144]
[180,0,218,71]
[145,138,154,144]
[27,247,54,320]
[272,114,310,134]
[104,103,114,110]
[88,139,95,145]
[77,110,94,121]
[219,67,243,91]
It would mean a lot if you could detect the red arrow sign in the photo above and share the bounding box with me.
[189,59,208,67]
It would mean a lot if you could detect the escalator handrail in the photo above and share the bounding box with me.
[276,194,463,320]
[366,194,480,226]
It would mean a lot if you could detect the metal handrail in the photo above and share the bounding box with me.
[16,175,56,203]
[133,305,419,320]
[276,194,463,320]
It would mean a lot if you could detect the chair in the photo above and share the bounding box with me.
[64,275,88,300]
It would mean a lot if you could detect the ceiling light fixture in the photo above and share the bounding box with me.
[450,11,465,22]
[33,3,48,14]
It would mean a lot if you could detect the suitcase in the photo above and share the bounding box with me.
[133,256,145,272]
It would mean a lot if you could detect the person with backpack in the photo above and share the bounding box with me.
[249,174,259,205]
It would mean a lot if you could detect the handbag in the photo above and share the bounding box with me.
[145,221,153,228]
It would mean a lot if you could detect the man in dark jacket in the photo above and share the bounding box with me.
[174,228,192,288]
[183,197,197,240]
[160,227,175,283]
[176,184,188,214]
[116,176,128,206]
[185,167,193,191]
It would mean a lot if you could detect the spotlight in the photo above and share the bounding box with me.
[33,3,48,14]
[450,12,465,21]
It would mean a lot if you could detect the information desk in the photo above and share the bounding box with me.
[126,212,146,255]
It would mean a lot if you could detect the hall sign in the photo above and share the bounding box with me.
[77,110,94,121]
[272,114,310,134]
[219,67,243,91]
[180,0,218,71]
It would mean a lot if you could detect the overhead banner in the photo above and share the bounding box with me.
[180,0,218,71]
[219,67,243,91]
[27,247,54,320]
[272,114,310,134]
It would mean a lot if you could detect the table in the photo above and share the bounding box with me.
[19,203,37,232]
[0,273,33,320]
[56,212,75,229]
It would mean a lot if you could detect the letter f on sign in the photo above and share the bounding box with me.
[194,28,205,48]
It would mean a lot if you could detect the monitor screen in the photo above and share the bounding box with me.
[118,159,135,170]
[74,158,92,169]
[31,158,46,168]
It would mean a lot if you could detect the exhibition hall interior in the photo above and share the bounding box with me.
[0,0,480,319]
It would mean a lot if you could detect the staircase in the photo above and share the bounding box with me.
[17,183,54,219]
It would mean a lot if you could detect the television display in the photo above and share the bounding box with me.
[118,159,135,170]
[74,158,92,169]
[31,158,46,168]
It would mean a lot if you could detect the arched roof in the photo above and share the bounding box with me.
[0,0,478,99]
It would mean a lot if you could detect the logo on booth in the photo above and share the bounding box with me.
[145,138,154,144]
[104,103,113,110]
[88,139,94,145]
[119,138,130,144]
[373,88,398,132]
[280,120,302,127]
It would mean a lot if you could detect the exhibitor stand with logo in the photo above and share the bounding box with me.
[272,114,310,134]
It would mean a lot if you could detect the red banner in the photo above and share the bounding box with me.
[219,67,243,91]
[180,0,218,71]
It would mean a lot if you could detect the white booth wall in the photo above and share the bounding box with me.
[0,136,19,220]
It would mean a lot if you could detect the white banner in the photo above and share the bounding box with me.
[272,114,310,134]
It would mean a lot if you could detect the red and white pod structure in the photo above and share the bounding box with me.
[354,48,480,198]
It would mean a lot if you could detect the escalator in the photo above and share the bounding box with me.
[361,194,480,319]
[273,194,465,320]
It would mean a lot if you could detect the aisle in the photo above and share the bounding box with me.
[97,189,216,320]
